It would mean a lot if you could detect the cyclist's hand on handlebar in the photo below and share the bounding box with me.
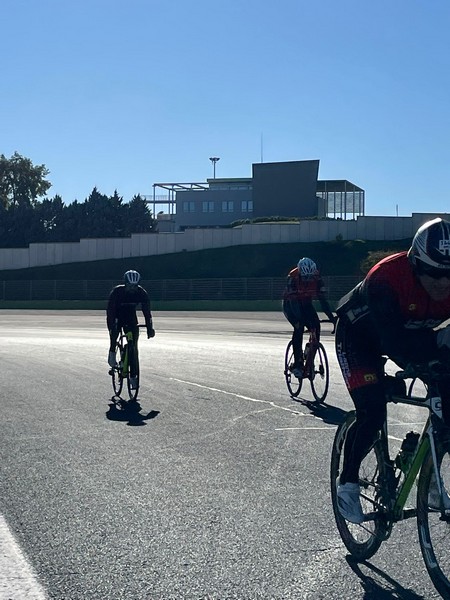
[400,359,450,380]
[147,327,156,339]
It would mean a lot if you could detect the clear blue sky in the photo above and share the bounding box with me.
[2,0,450,216]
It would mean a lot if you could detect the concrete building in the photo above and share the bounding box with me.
[151,159,364,232]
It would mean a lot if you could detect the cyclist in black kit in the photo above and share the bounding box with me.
[335,218,450,523]
[107,270,155,388]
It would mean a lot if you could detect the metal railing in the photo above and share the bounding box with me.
[0,276,362,303]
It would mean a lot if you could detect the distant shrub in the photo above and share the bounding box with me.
[360,250,399,274]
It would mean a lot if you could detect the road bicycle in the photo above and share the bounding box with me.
[330,362,450,598]
[109,324,147,402]
[284,320,333,403]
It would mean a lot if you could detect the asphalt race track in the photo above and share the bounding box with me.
[0,311,440,599]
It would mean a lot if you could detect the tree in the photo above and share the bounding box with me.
[124,194,156,235]
[36,195,65,242]
[0,152,51,208]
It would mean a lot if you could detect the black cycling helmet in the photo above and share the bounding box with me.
[407,218,450,274]
[124,270,141,285]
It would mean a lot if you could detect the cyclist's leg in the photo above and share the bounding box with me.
[283,300,305,367]
[109,324,120,352]
[340,386,387,484]
[304,305,320,343]
[335,316,386,485]
[108,323,120,366]
[124,325,139,378]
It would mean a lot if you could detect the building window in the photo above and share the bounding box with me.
[182,201,195,212]
[241,200,253,212]
[202,201,214,213]
[221,201,234,212]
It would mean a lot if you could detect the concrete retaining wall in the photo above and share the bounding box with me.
[1,212,448,271]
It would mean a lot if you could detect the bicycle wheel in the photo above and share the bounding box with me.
[111,340,124,397]
[417,439,450,597]
[126,341,140,401]
[310,342,329,403]
[284,340,302,397]
[330,411,390,560]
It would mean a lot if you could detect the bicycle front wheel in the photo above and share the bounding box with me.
[126,341,140,401]
[417,439,450,597]
[111,341,124,397]
[310,342,329,403]
[284,340,302,397]
[330,411,390,560]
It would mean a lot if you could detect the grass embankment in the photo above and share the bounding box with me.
[0,238,410,281]
[0,238,410,309]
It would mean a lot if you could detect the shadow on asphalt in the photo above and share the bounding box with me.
[291,396,348,426]
[345,557,426,599]
[106,398,160,427]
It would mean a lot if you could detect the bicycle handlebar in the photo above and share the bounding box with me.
[395,361,450,382]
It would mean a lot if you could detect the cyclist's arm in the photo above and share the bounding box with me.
[106,289,118,331]
[139,289,154,332]
[317,279,335,322]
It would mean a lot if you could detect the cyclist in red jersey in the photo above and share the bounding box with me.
[335,218,450,523]
[283,257,336,378]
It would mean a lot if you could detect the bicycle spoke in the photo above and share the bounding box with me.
[310,343,329,403]
[331,413,390,560]
[417,445,450,597]
[111,340,124,397]
[284,340,302,397]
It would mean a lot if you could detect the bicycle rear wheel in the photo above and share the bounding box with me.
[284,340,302,397]
[417,439,450,597]
[111,340,124,397]
[310,342,329,403]
[330,411,390,560]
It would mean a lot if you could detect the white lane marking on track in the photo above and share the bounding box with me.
[0,515,47,599]
[275,426,335,431]
[170,377,315,417]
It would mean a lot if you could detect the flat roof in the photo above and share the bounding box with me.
[317,180,364,192]
[153,178,364,193]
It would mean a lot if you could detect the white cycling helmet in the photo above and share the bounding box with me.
[297,257,317,278]
[124,270,141,285]
[408,218,450,272]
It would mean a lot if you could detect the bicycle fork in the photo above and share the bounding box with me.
[121,344,128,377]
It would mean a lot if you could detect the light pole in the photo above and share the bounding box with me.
[209,156,220,179]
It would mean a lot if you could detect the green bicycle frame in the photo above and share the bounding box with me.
[392,424,431,520]
[389,386,445,520]
[121,331,135,377]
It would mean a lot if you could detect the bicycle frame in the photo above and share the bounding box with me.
[120,330,135,377]
[359,377,447,528]
[302,329,315,371]
[111,324,146,402]
[388,387,445,520]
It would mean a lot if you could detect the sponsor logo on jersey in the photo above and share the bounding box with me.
[364,373,377,383]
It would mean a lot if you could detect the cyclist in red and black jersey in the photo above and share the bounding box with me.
[335,218,450,523]
[283,257,336,378]
[106,270,155,387]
